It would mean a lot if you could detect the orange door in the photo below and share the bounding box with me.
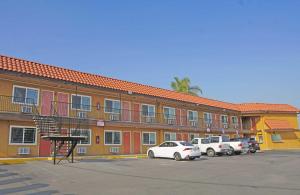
[181,109,187,126]
[134,132,140,154]
[176,109,181,126]
[123,132,131,154]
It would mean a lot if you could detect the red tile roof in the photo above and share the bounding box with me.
[0,55,299,113]
[265,119,295,130]
[239,103,299,113]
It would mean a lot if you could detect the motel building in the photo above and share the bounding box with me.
[0,55,299,158]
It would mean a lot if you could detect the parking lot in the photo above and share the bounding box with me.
[0,150,300,195]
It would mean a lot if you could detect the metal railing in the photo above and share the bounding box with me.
[0,96,241,132]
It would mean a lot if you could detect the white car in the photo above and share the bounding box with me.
[147,141,201,161]
[191,137,230,157]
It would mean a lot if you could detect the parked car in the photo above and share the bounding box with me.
[231,138,260,153]
[223,136,249,155]
[147,141,201,161]
[191,136,231,157]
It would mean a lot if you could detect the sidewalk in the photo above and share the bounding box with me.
[0,154,148,165]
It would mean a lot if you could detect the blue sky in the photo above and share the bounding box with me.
[0,0,299,109]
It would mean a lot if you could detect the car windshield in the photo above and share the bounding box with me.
[210,137,219,143]
[180,142,193,146]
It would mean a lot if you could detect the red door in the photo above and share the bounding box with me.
[57,93,68,117]
[132,103,140,123]
[39,91,54,157]
[182,133,189,141]
[176,109,181,126]
[41,91,54,116]
[133,132,140,154]
[176,133,182,141]
[181,109,187,126]
[123,132,131,154]
[39,137,52,157]
[121,102,130,122]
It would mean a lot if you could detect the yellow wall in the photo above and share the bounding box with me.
[254,114,300,150]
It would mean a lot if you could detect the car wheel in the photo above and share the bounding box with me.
[250,149,256,153]
[207,149,215,157]
[189,157,195,160]
[148,150,155,159]
[174,152,182,161]
[227,147,234,156]
[235,151,242,155]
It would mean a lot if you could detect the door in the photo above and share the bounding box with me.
[39,135,52,157]
[41,91,54,116]
[132,103,140,122]
[57,92,69,116]
[123,132,131,154]
[181,109,187,126]
[182,133,189,141]
[133,132,140,154]
[121,102,130,122]
[176,133,182,141]
[176,109,181,126]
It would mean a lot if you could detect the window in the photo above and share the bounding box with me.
[164,132,176,141]
[191,139,198,144]
[231,116,239,124]
[210,137,219,143]
[188,110,198,121]
[104,99,120,114]
[180,142,193,146]
[71,95,91,111]
[222,135,230,142]
[258,135,263,144]
[70,129,91,145]
[105,131,121,145]
[163,107,176,119]
[271,134,282,142]
[10,126,36,144]
[221,115,228,124]
[201,139,210,144]
[204,113,213,124]
[142,132,156,145]
[13,86,39,105]
[141,104,155,117]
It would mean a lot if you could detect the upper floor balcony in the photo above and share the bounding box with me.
[0,95,241,132]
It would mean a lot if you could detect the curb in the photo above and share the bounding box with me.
[0,155,148,165]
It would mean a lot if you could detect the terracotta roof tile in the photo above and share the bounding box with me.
[0,55,238,111]
[265,119,295,130]
[239,103,299,113]
[0,55,299,113]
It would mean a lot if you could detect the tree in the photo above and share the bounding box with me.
[171,77,202,96]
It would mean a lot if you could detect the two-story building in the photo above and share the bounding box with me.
[0,55,299,158]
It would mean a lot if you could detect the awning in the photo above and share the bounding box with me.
[264,119,297,132]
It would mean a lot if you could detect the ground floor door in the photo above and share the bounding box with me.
[134,132,141,154]
[39,135,52,157]
[123,132,131,154]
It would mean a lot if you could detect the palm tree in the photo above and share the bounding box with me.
[171,77,202,96]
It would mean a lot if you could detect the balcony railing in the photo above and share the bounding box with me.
[0,96,241,131]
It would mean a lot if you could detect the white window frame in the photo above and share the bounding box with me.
[141,104,156,117]
[12,85,40,106]
[163,106,176,119]
[104,130,122,145]
[231,116,239,124]
[204,112,213,124]
[9,125,37,145]
[71,94,92,111]
[70,129,92,145]
[187,110,198,121]
[142,132,156,145]
[104,98,121,114]
[221,115,228,124]
[164,132,177,141]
